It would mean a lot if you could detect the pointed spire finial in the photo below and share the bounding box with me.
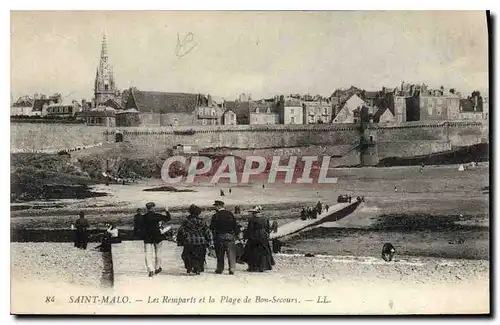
[100,32,108,61]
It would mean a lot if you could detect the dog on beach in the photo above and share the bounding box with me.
[381,243,396,262]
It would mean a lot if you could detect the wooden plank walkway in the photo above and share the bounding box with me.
[270,202,359,239]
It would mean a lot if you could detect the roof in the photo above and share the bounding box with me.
[373,107,394,123]
[343,94,366,112]
[364,91,379,100]
[33,98,59,112]
[252,101,279,114]
[115,108,139,114]
[102,98,123,110]
[304,101,330,108]
[284,98,302,107]
[234,101,250,120]
[12,99,33,107]
[225,101,237,111]
[128,89,203,114]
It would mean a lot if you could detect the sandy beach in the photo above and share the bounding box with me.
[10,164,490,314]
[11,241,489,315]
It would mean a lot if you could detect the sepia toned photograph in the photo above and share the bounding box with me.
[10,10,490,315]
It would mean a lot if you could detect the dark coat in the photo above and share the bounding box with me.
[133,213,144,239]
[244,216,271,244]
[137,211,171,244]
[242,215,274,270]
[75,218,89,232]
[210,209,239,241]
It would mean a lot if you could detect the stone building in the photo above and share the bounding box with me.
[225,101,250,125]
[10,96,34,116]
[93,34,121,108]
[123,88,213,126]
[393,95,406,123]
[32,94,62,116]
[280,97,304,124]
[302,100,331,124]
[249,100,279,125]
[76,108,116,126]
[406,92,460,122]
[459,95,485,121]
[45,103,78,118]
[115,109,141,127]
[223,109,237,125]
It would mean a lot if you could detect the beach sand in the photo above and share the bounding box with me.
[11,241,489,315]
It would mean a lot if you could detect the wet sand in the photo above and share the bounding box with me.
[11,164,489,260]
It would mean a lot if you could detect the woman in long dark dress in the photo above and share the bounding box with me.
[242,206,274,272]
[176,204,213,275]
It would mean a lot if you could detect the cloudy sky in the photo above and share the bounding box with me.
[11,11,489,102]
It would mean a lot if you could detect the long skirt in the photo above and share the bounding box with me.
[242,239,274,272]
[74,231,88,249]
[181,244,207,273]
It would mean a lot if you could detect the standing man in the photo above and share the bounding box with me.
[316,201,323,215]
[72,211,89,249]
[210,200,239,275]
[139,202,171,277]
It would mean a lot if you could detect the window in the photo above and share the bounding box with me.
[202,119,207,125]
[199,107,204,114]
[290,117,295,124]
[290,108,294,114]
[323,107,328,115]
[266,107,271,114]
[173,118,179,126]
[211,109,216,116]
[105,85,109,90]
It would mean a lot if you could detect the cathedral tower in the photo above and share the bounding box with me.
[94,33,120,107]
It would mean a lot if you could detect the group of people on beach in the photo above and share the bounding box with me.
[131,200,277,277]
[71,211,121,252]
[300,201,328,221]
[71,200,278,277]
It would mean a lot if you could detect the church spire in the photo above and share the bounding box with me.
[100,33,108,62]
[94,32,119,108]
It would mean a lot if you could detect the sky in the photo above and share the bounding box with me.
[10,11,489,102]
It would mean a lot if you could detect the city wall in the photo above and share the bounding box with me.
[10,121,488,165]
[374,120,488,160]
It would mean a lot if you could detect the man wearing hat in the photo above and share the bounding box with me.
[140,202,171,277]
[209,200,239,275]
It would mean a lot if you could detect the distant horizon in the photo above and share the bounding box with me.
[11,11,489,103]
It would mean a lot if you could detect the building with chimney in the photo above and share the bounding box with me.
[249,100,279,125]
[302,100,332,124]
[93,33,122,108]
